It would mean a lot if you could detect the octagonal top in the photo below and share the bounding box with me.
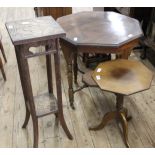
[57,11,143,47]
[92,59,153,95]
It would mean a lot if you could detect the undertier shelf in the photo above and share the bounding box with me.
[34,93,58,118]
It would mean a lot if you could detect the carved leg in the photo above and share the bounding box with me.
[89,111,116,130]
[119,112,130,148]
[0,40,7,63]
[54,39,73,140]
[73,52,78,84]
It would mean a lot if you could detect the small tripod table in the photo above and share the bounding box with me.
[84,59,153,147]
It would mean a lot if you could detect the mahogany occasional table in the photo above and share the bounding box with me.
[6,16,73,147]
[57,11,143,109]
[83,59,153,147]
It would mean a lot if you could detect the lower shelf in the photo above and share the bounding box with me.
[34,93,58,118]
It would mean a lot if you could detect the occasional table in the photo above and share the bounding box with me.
[57,11,143,109]
[6,16,73,147]
[84,59,153,147]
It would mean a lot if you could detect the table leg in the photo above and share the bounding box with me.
[54,39,73,140]
[116,94,129,148]
[0,40,7,63]
[59,39,75,109]
[0,57,6,81]
[15,46,30,128]
[45,45,53,94]
[73,52,78,84]
[89,93,130,148]
[15,45,39,148]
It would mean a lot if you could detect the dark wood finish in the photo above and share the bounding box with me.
[0,33,6,81]
[57,11,143,109]
[57,12,142,47]
[34,7,72,19]
[105,7,153,36]
[0,33,7,63]
[6,16,73,148]
[0,56,6,81]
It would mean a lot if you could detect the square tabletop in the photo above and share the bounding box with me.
[6,16,66,45]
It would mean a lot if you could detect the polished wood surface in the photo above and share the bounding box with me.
[0,8,155,148]
[58,11,143,109]
[6,16,65,45]
[87,59,153,147]
[92,59,153,95]
[57,11,143,47]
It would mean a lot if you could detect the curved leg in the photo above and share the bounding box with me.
[119,112,130,148]
[54,39,73,140]
[124,108,132,121]
[89,111,116,131]
[59,114,73,140]
[0,40,7,63]
[22,104,30,128]
[32,116,39,148]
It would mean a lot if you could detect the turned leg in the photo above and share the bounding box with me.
[89,111,116,130]
[0,40,7,63]
[59,39,75,109]
[67,63,75,109]
[54,39,73,140]
[73,52,78,84]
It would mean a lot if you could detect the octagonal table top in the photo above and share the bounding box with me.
[6,16,66,45]
[57,11,143,47]
[92,59,153,95]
